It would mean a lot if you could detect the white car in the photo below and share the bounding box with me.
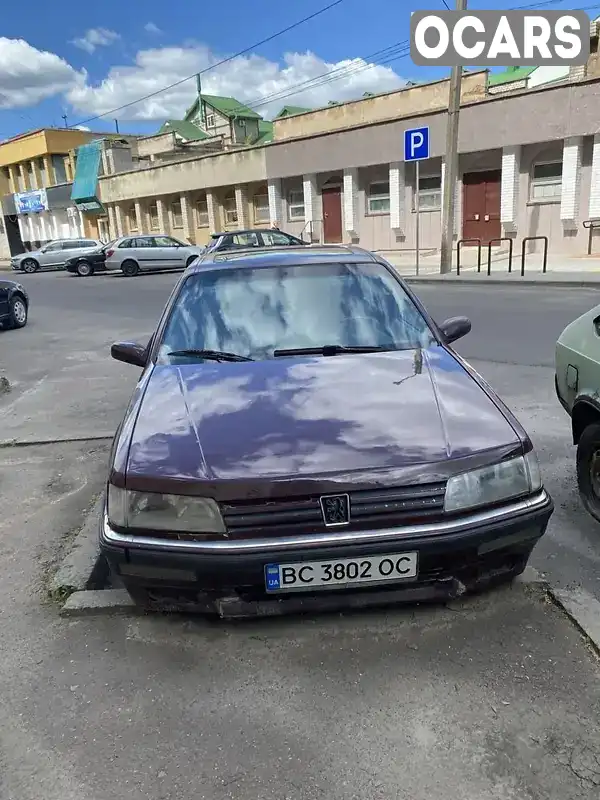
[11,238,102,274]
[104,234,205,277]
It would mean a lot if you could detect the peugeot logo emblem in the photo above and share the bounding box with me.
[320,493,350,527]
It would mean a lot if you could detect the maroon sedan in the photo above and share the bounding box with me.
[102,245,553,615]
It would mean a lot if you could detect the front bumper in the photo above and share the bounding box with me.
[100,489,553,608]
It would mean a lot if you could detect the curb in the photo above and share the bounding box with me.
[547,586,600,656]
[60,589,137,617]
[49,493,108,601]
[404,277,600,289]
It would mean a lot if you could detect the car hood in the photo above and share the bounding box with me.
[123,346,521,492]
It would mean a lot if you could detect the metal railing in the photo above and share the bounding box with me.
[456,238,481,276]
[583,218,600,255]
[520,236,548,276]
[486,237,514,275]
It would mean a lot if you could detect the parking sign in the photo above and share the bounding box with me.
[404,127,430,162]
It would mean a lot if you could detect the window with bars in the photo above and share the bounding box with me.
[416,175,442,210]
[287,189,305,220]
[223,193,238,225]
[530,161,562,201]
[253,189,270,223]
[196,197,209,227]
[367,181,390,214]
[127,206,138,231]
[171,199,183,227]
[149,202,159,229]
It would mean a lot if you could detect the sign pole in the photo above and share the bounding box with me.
[403,125,429,279]
[415,160,420,277]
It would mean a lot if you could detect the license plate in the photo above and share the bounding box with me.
[264,552,418,593]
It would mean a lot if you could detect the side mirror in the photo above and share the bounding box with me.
[439,316,471,344]
[111,341,147,367]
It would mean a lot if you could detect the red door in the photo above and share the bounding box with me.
[322,187,343,243]
[462,171,501,245]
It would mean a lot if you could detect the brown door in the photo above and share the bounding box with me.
[462,170,501,245]
[322,187,343,243]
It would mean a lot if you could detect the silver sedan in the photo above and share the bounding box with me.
[104,234,205,276]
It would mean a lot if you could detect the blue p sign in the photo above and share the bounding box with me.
[404,126,430,162]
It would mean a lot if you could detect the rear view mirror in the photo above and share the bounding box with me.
[111,341,147,367]
[439,316,471,344]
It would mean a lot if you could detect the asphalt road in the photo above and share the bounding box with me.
[1,270,600,799]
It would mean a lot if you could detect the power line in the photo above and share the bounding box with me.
[71,0,347,127]
[69,0,600,130]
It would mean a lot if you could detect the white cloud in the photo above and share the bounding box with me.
[0,37,84,110]
[71,28,120,55]
[66,44,406,122]
[144,22,162,34]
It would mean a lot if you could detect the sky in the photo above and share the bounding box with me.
[0,0,598,141]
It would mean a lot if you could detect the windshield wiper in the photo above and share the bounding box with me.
[273,345,386,357]
[167,349,254,362]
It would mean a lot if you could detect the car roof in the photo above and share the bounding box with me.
[191,244,381,272]
[211,229,293,238]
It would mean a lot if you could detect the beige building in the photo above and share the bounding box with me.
[94,24,600,260]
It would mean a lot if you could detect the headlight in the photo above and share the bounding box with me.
[444,451,543,513]
[107,485,226,534]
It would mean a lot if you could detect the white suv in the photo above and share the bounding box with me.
[11,239,103,274]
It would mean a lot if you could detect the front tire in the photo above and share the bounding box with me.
[76,260,94,277]
[8,295,28,329]
[576,422,600,522]
[121,259,139,277]
[21,258,39,274]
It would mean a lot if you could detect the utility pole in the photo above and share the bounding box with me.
[114,119,120,133]
[61,113,68,128]
[439,0,467,274]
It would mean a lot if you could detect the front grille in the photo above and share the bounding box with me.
[221,482,447,539]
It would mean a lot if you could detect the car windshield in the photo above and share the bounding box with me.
[157,261,436,363]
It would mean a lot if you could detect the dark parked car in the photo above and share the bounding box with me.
[101,245,553,614]
[0,279,29,329]
[65,240,116,277]
[203,228,306,256]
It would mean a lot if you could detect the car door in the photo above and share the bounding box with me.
[134,236,162,270]
[153,235,184,268]
[39,241,64,268]
[0,283,9,320]
[59,240,81,267]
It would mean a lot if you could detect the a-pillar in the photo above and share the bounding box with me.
[267,179,283,227]
[180,193,194,243]
[302,174,318,241]
[342,168,358,239]
[500,146,520,235]
[234,186,249,229]
[560,137,583,232]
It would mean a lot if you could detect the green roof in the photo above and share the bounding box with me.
[274,105,312,119]
[488,66,536,86]
[198,94,261,119]
[158,119,209,141]
[254,120,274,144]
